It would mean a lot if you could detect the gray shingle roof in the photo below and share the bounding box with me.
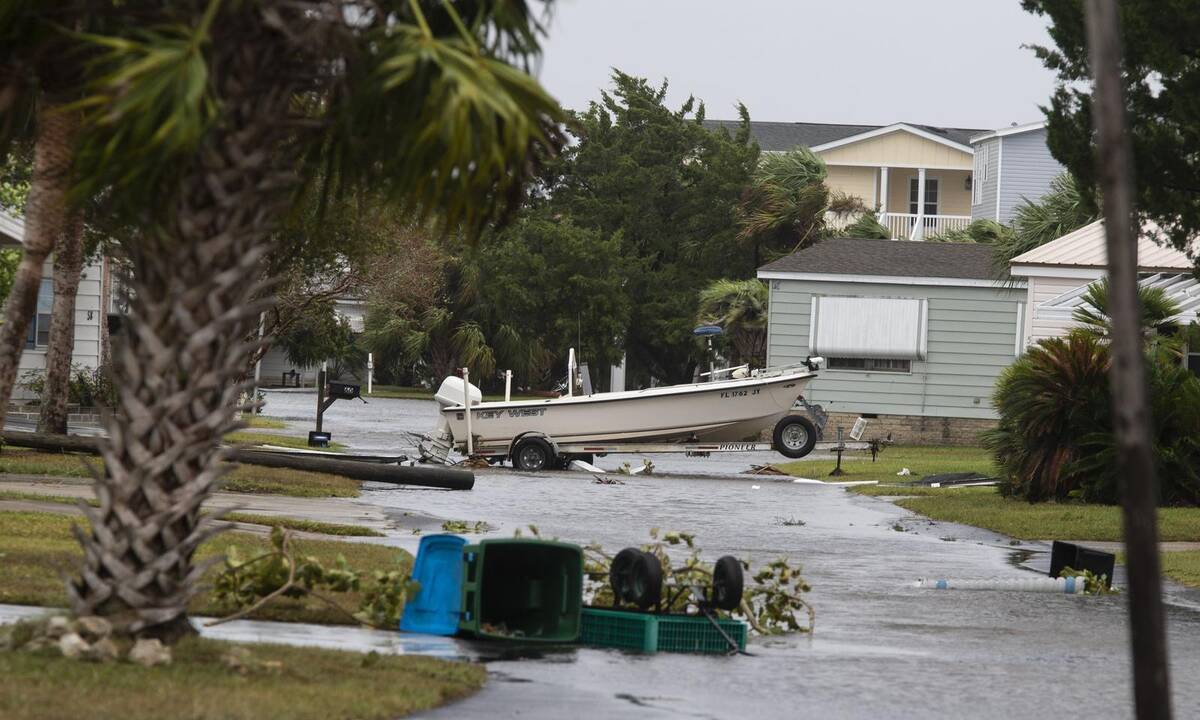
[757,237,1000,280]
[703,120,987,152]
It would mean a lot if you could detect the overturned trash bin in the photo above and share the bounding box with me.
[459,539,584,642]
[400,534,468,636]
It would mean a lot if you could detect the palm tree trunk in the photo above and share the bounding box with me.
[37,211,84,434]
[0,99,78,425]
[67,51,295,641]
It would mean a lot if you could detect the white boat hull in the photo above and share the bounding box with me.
[440,370,816,455]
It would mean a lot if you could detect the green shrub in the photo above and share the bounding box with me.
[987,334,1200,505]
[843,210,890,239]
[927,219,1013,244]
[18,364,117,409]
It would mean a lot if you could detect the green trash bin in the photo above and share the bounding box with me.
[458,539,583,642]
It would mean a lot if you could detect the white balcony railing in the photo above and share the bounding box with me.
[880,213,972,241]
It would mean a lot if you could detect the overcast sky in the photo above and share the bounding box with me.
[536,0,1059,131]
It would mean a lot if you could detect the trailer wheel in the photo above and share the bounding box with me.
[711,555,744,610]
[512,437,555,472]
[773,415,817,459]
[610,548,663,610]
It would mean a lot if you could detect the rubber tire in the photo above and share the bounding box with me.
[512,437,555,472]
[609,548,664,610]
[773,415,818,459]
[711,555,745,610]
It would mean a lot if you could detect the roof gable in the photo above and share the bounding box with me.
[809,123,973,154]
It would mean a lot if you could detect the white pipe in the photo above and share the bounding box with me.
[504,369,512,402]
[462,367,472,456]
[367,352,373,395]
[915,577,1087,594]
[567,349,576,398]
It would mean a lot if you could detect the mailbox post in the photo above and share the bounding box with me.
[309,371,366,447]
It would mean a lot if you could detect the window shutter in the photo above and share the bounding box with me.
[809,296,928,360]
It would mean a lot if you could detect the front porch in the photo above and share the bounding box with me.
[825,164,973,241]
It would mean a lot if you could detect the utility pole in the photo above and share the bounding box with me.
[1084,2,1172,718]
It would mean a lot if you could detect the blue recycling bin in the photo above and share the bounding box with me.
[399,534,468,635]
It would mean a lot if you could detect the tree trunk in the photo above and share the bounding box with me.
[37,211,85,434]
[67,42,297,641]
[0,99,78,425]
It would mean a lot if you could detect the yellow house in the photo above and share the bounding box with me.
[706,120,986,240]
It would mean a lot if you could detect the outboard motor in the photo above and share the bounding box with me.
[419,376,484,464]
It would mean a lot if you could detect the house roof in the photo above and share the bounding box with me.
[970,121,1047,143]
[1009,219,1195,272]
[0,207,23,245]
[757,237,1000,281]
[703,120,986,153]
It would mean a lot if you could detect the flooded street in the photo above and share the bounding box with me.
[260,391,1200,719]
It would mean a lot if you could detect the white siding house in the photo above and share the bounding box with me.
[759,238,1025,444]
[0,210,107,397]
[970,122,1065,224]
[1009,219,1196,345]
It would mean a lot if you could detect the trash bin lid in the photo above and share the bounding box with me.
[399,534,467,636]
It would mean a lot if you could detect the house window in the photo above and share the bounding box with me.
[909,177,939,215]
[1189,352,1200,378]
[972,145,987,205]
[23,278,53,349]
[827,357,912,373]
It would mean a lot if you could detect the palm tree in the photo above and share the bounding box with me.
[0,2,93,434]
[736,148,829,265]
[696,279,768,367]
[33,1,567,642]
[992,172,1098,270]
[1071,278,1182,343]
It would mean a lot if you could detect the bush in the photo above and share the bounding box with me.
[18,364,117,409]
[987,334,1200,505]
[843,210,890,239]
[927,219,1013,244]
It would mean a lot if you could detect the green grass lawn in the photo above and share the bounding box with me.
[1157,551,1200,587]
[224,431,347,452]
[0,510,409,625]
[0,494,381,536]
[241,415,288,430]
[0,450,361,498]
[894,489,1200,542]
[0,636,484,720]
[777,445,997,483]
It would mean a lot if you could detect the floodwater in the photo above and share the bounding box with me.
[51,391,1200,718]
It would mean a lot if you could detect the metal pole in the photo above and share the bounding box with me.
[504,369,512,402]
[315,368,326,434]
[367,352,373,395]
[463,367,473,457]
[1084,3,1172,718]
[251,311,264,413]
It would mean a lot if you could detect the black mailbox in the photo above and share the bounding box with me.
[327,381,361,400]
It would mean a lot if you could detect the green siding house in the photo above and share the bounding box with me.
[757,238,1026,444]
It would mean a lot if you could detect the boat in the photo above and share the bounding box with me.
[418,354,825,471]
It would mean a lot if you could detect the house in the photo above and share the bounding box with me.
[757,238,1025,444]
[1008,219,1196,345]
[706,120,987,240]
[969,121,1065,224]
[256,297,366,387]
[0,209,109,398]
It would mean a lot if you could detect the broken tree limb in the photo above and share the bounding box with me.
[0,430,474,491]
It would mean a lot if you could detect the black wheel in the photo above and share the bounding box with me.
[711,555,744,610]
[609,548,663,610]
[512,437,555,472]
[773,415,817,459]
